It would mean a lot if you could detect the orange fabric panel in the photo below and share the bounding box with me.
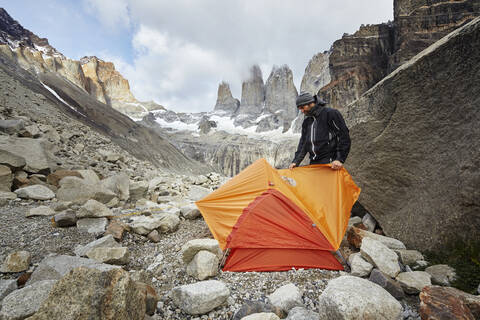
[223,248,344,272]
[277,165,360,249]
[196,159,270,249]
[226,189,334,251]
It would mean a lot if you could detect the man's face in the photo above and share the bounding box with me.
[298,102,315,114]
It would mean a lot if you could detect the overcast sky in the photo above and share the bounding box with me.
[3,1,393,112]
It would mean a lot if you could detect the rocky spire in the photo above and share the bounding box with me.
[213,82,239,114]
[264,65,298,125]
[300,52,331,95]
[238,65,265,116]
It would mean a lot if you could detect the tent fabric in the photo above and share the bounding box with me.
[195,158,360,272]
[226,189,334,251]
[223,248,344,272]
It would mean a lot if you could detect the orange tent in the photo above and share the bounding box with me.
[195,158,360,272]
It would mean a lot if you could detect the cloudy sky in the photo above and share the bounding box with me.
[4,1,393,112]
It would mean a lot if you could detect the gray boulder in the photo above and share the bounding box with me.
[0,165,12,192]
[74,235,120,257]
[0,280,56,320]
[425,264,457,286]
[27,255,120,285]
[0,279,17,301]
[180,203,201,219]
[76,218,108,234]
[0,149,26,171]
[186,250,219,280]
[360,238,400,278]
[14,185,55,200]
[187,185,211,201]
[27,205,55,217]
[129,180,148,201]
[100,173,129,201]
[171,280,230,315]
[54,210,77,227]
[1,250,31,273]
[396,271,432,294]
[348,253,373,277]
[267,283,303,313]
[128,213,180,235]
[181,238,223,264]
[56,176,95,203]
[26,267,146,320]
[318,276,402,320]
[0,119,25,134]
[242,313,280,320]
[286,307,319,320]
[0,136,57,173]
[368,269,405,300]
[394,249,424,266]
[76,199,113,218]
[86,247,129,265]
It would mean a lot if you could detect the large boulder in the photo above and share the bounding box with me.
[86,247,129,265]
[425,264,457,286]
[368,269,405,300]
[0,164,12,192]
[128,213,180,235]
[14,185,55,200]
[318,276,402,320]
[181,238,223,264]
[360,238,400,278]
[267,283,303,313]
[0,136,58,174]
[347,226,406,250]
[0,280,56,320]
[100,173,130,201]
[186,250,219,280]
[396,271,432,294]
[76,199,113,218]
[419,285,480,320]
[0,279,17,301]
[0,149,26,171]
[344,17,480,251]
[27,255,119,285]
[26,267,146,320]
[74,235,120,257]
[171,280,230,315]
[348,253,373,277]
[1,250,31,273]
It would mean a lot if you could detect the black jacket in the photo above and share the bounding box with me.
[293,104,351,165]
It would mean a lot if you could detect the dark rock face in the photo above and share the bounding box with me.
[214,82,239,114]
[344,17,480,252]
[391,0,480,70]
[318,23,394,112]
[316,0,479,111]
[0,8,61,56]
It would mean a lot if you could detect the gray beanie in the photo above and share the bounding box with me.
[296,91,315,107]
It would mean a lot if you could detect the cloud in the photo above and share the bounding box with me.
[88,1,393,112]
[83,0,131,30]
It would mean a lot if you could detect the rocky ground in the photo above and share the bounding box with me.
[0,50,478,320]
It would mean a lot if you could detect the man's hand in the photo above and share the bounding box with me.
[289,163,297,169]
[331,160,343,170]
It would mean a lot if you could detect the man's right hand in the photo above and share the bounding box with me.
[289,163,297,169]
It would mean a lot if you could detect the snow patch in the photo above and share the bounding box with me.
[41,82,87,118]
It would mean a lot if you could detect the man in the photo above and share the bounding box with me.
[289,91,351,170]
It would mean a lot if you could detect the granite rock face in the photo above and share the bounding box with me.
[300,52,331,95]
[344,17,480,252]
[264,65,298,129]
[214,82,240,114]
[238,65,265,118]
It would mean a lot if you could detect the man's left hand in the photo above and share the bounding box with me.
[331,160,343,170]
